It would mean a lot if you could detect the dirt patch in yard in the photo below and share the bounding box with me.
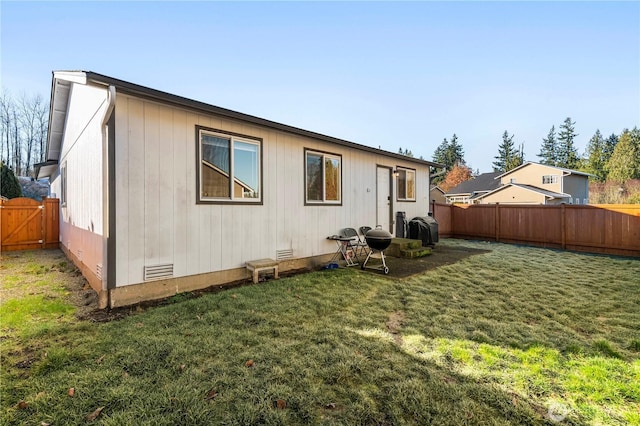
[0,249,98,319]
[361,240,492,279]
[386,311,405,345]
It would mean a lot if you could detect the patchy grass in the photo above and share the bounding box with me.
[0,250,82,339]
[1,241,639,425]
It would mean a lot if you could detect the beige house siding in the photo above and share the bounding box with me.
[500,163,562,193]
[480,186,547,204]
[430,187,446,204]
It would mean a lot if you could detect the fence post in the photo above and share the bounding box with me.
[495,203,500,242]
[40,198,46,249]
[561,204,566,250]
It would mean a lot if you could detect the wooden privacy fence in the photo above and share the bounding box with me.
[0,197,59,251]
[432,202,640,257]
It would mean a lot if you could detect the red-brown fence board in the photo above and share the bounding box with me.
[433,203,640,257]
[43,198,60,249]
[432,202,453,236]
[0,197,60,251]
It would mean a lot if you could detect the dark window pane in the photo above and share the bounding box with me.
[306,153,323,201]
[398,170,407,199]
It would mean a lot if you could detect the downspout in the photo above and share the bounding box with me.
[100,85,116,309]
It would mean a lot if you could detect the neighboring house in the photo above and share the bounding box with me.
[36,71,442,308]
[18,177,50,201]
[444,172,502,204]
[478,162,592,205]
[429,185,446,204]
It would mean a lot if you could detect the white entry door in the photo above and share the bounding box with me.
[376,166,392,232]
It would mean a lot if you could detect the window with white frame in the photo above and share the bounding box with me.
[305,149,341,204]
[542,175,559,184]
[197,127,261,203]
[396,167,416,201]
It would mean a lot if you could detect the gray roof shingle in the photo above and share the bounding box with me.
[445,172,502,196]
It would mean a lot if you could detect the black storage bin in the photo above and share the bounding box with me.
[395,211,407,238]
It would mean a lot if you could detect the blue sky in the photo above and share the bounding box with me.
[2,1,638,172]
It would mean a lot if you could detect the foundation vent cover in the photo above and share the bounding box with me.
[276,249,293,261]
[144,263,174,281]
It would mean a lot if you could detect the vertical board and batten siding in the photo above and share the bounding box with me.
[114,94,432,287]
[55,83,108,280]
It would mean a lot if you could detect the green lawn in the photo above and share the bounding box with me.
[1,240,639,425]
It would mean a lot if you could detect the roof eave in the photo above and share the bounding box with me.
[81,71,443,169]
[35,159,59,180]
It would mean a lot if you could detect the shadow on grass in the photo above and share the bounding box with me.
[3,240,638,425]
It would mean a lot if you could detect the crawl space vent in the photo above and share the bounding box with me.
[276,249,293,261]
[144,264,174,281]
[96,264,103,281]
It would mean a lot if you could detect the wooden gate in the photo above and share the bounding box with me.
[0,197,59,251]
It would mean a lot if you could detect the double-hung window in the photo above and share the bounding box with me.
[197,126,261,203]
[396,167,416,201]
[542,175,558,184]
[305,149,341,205]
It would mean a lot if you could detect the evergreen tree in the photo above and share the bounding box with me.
[538,126,557,166]
[605,128,640,182]
[603,133,618,161]
[557,117,579,169]
[583,130,607,181]
[432,134,465,171]
[432,138,448,166]
[398,147,414,158]
[1,162,22,199]
[508,143,525,171]
[447,134,465,167]
[493,131,520,172]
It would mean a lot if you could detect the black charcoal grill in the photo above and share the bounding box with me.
[361,226,393,274]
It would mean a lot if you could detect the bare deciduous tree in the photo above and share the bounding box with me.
[0,90,48,177]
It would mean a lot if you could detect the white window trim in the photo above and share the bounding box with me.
[197,127,262,204]
[304,149,342,205]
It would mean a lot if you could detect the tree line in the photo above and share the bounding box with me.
[428,117,640,191]
[0,91,48,178]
